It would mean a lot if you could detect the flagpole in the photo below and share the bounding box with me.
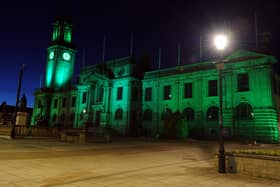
[200,35,203,61]
[130,33,133,56]
[158,48,161,69]
[254,12,258,49]
[82,48,85,68]
[177,42,181,66]
[102,35,106,62]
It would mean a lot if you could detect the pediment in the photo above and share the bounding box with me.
[225,50,272,61]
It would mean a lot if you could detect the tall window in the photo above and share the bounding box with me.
[208,80,217,96]
[71,96,76,107]
[183,108,194,121]
[62,98,66,108]
[145,87,152,101]
[238,73,249,92]
[163,85,171,100]
[132,87,138,101]
[96,86,104,102]
[184,83,192,98]
[115,108,123,120]
[117,87,123,100]
[53,99,58,109]
[207,107,219,121]
[82,92,87,104]
[236,103,253,120]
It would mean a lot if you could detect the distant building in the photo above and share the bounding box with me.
[31,18,280,143]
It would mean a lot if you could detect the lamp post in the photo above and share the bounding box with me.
[10,64,25,139]
[214,34,228,173]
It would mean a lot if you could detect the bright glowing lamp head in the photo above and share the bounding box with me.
[214,34,228,50]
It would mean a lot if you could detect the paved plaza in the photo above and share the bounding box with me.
[0,137,279,186]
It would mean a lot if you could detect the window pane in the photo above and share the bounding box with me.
[238,73,249,91]
[183,108,194,121]
[115,108,123,120]
[208,80,217,96]
[96,86,104,102]
[184,83,192,98]
[82,92,87,104]
[62,98,66,108]
[71,97,76,107]
[207,107,219,121]
[132,87,138,101]
[145,87,152,101]
[164,85,171,100]
[117,87,123,100]
[236,103,253,120]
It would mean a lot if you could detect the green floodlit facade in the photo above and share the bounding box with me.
[32,19,280,143]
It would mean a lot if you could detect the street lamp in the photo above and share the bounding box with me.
[214,34,227,173]
[10,64,25,139]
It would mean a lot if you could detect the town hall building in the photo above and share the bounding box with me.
[31,17,280,143]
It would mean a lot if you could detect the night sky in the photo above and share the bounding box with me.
[0,0,279,107]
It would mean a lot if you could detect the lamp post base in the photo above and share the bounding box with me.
[218,152,226,173]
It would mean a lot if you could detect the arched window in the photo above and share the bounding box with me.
[183,108,194,121]
[236,103,253,120]
[143,109,153,121]
[115,108,123,120]
[162,108,172,120]
[207,107,219,121]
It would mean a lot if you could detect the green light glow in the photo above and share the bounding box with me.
[64,29,72,43]
[45,61,54,87]
[63,52,71,61]
[55,61,71,87]
[49,51,54,59]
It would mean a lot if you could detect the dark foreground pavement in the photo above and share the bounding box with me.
[0,138,279,186]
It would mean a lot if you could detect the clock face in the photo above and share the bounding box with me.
[62,52,71,61]
[49,51,54,59]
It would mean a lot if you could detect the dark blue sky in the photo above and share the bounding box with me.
[0,0,279,107]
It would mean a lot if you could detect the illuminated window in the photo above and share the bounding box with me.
[184,83,192,98]
[163,85,171,100]
[183,108,194,121]
[82,92,87,104]
[143,109,153,121]
[117,87,123,100]
[162,108,172,120]
[207,107,219,121]
[115,108,123,120]
[145,87,152,101]
[208,80,217,96]
[236,103,253,120]
[238,73,249,92]
[71,97,76,107]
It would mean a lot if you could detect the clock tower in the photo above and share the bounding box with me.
[45,17,76,89]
